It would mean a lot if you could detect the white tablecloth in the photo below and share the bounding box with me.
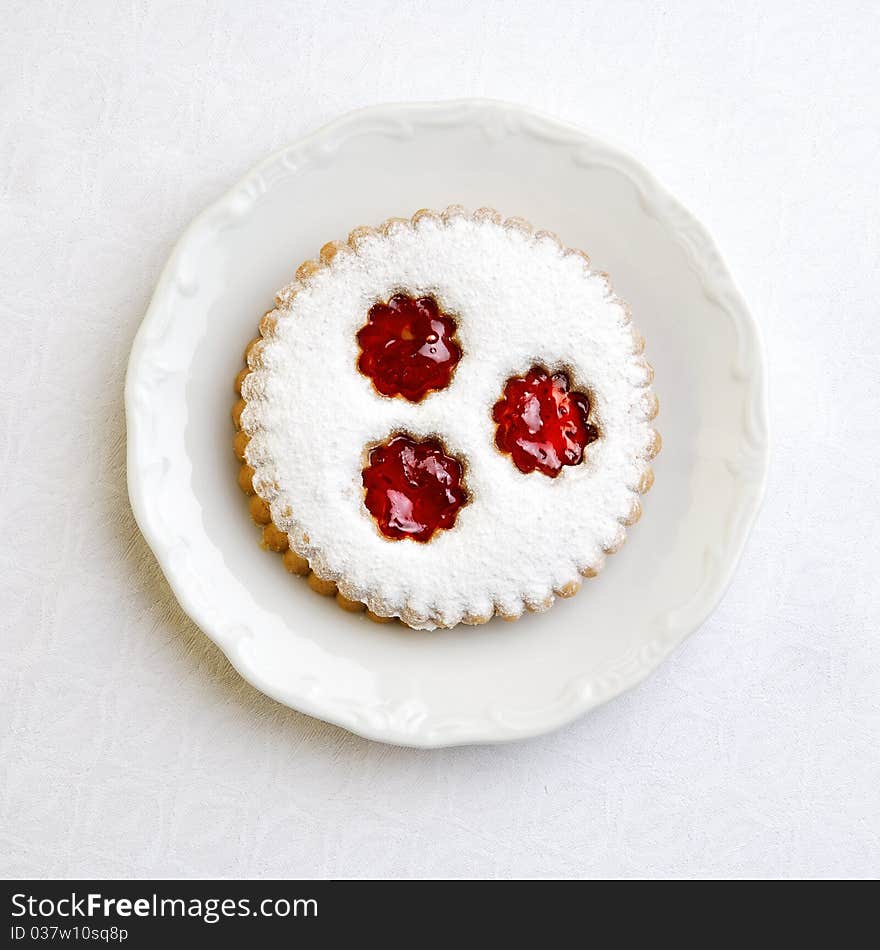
[2,0,878,879]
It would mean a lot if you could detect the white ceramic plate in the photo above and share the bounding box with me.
[126,100,768,747]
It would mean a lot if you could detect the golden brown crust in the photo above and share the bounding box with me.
[635,357,654,385]
[307,572,338,597]
[295,259,321,282]
[233,429,249,461]
[237,464,255,495]
[365,609,393,624]
[231,399,246,428]
[261,522,289,553]
[336,593,366,613]
[235,367,249,395]
[620,498,643,527]
[243,337,261,362]
[554,580,581,599]
[411,208,441,227]
[462,610,493,626]
[497,608,523,623]
[565,247,592,267]
[526,593,555,611]
[319,241,343,264]
[347,225,374,249]
[634,466,655,495]
[282,549,310,576]
[503,215,533,236]
[233,205,659,630]
[381,216,410,235]
[473,207,502,225]
[602,526,627,556]
[249,494,272,525]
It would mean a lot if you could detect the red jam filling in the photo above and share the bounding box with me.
[362,435,467,542]
[492,367,599,477]
[357,293,461,402]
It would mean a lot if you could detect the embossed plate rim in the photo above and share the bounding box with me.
[125,99,769,747]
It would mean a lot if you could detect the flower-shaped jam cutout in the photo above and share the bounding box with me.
[362,435,467,542]
[493,366,599,477]
[357,293,461,402]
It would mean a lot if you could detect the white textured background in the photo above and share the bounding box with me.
[2,0,879,879]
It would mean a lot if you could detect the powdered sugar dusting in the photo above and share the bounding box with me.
[241,210,657,629]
